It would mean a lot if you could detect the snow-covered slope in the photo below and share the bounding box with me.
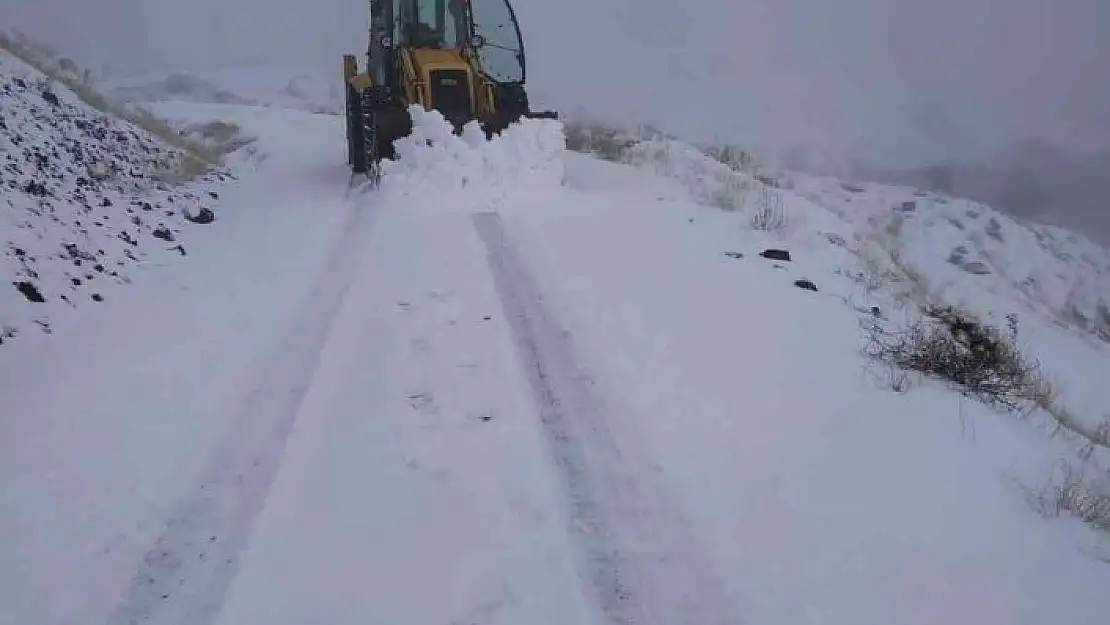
[106,67,343,116]
[0,49,232,344]
[3,67,1110,625]
[611,138,1110,429]
[618,136,1110,345]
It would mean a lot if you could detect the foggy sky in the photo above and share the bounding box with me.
[2,0,1107,170]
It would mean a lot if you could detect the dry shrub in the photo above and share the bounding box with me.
[561,120,638,162]
[750,183,786,231]
[863,306,1053,414]
[1029,460,1110,535]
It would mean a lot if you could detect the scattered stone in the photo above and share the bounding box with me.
[760,248,791,262]
[23,180,48,197]
[185,206,215,224]
[793,278,818,292]
[985,217,1004,242]
[152,226,175,242]
[91,293,103,302]
[41,89,60,107]
[15,281,45,303]
[896,200,917,213]
[725,252,744,259]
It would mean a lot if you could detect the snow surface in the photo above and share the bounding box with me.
[3,57,1110,625]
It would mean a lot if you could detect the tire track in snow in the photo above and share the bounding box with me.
[105,200,378,625]
[474,211,740,625]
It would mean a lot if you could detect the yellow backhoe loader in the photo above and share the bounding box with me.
[343,0,557,182]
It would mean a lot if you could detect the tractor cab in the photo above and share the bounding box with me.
[388,0,525,83]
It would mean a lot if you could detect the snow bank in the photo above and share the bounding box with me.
[375,106,565,209]
[0,49,230,346]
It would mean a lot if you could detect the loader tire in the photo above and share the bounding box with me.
[346,83,367,174]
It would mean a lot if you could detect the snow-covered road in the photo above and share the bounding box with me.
[4,102,1110,625]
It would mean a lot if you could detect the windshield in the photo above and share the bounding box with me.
[467,0,525,83]
[395,0,462,48]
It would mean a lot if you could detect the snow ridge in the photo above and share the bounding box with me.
[374,105,566,209]
[0,49,230,345]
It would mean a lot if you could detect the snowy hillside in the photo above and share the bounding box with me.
[106,67,343,116]
[602,135,1110,345]
[3,60,1110,625]
[0,49,235,344]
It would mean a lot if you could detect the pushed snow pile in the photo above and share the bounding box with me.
[375,105,565,208]
[0,50,230,345]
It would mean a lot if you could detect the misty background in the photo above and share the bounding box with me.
[2,0,1107,240]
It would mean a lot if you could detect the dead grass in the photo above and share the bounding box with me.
[1029,460,1110,536]
[863,305,1054,415]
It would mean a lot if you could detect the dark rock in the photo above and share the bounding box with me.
[725,252,744,259]
[208,191,219,199]
[23,180,48,197]
[793,279,818,292]
[985,217,1004,242]
[896,200,917,213]
[15,281,45,303]
[871,306,882,317]
[152,227,175,242]
[172,245,187,256]
[185,206,215,224]
[91,293,103,302]
[41,90,60,107]
[760,249,791,262]
[63,243,95,262]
